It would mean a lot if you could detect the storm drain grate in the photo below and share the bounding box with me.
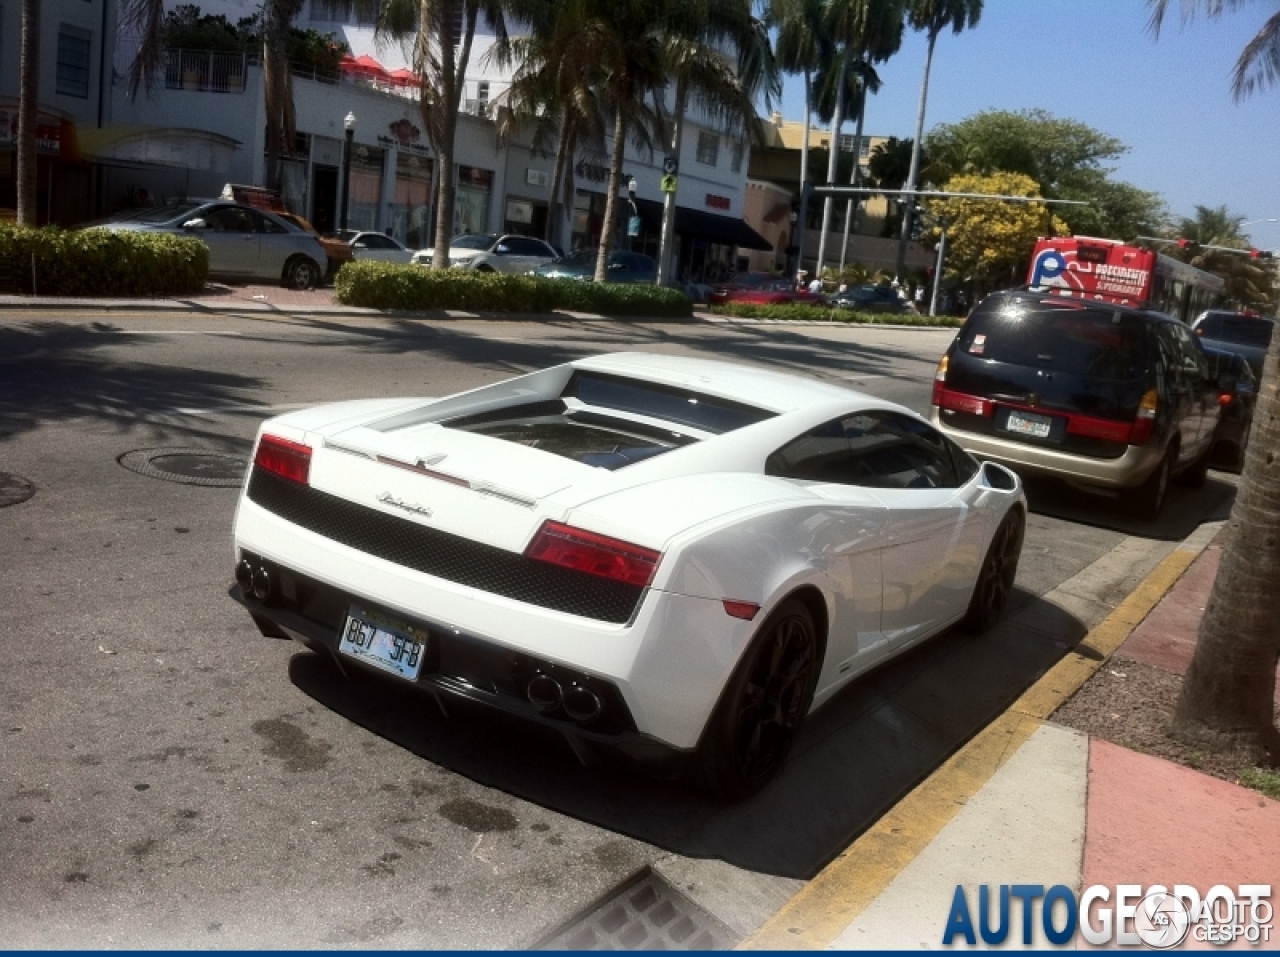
[0,471,35,507]
[118,448,249,488]
[534,868,739,951]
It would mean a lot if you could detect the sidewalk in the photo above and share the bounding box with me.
[743,523,1280,950]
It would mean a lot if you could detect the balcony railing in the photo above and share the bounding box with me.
[163,50,249,93]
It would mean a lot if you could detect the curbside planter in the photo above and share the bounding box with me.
[0,225,208,297]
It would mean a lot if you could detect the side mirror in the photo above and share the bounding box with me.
[182,218,208,230]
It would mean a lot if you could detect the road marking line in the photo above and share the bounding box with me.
[164,403,314,416]
[738,524,1222,951]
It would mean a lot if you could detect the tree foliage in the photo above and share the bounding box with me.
[924,108,1168,239]
[1159,204,1278,309]
[1149,0,1280,101]
[920,171,1067,283]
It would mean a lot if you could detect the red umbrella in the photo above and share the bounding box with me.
[352,54,389,78]
[387,68,418,87]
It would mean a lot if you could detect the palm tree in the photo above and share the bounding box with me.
[1148,1,1280,764]
[654,0,781,285]
[894,0,982,279]
[1170,205,1276,309]
[494,0,608,250]
[380,0,514,269]
[16,0,39,224]
[814,0,904,276]
[768,0,832,277]
[1148,0,1280,101]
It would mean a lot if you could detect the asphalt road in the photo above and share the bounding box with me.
[0,311,1238,947]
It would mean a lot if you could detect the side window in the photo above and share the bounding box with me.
[1171,323,1209,379]
[1154,325,1185,388]
[252,212,286,234]
[844,412,960,490]
[509,238,543,256]
[205,206,254,232]
[765,418,856,483]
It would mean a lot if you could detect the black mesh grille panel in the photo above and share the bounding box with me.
[246,467,645,623]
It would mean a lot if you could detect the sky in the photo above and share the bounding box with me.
[778,0,1280,250]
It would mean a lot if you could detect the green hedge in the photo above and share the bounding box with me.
[335,261,693,318]
[710,302,963,327]
[0,225,208,296]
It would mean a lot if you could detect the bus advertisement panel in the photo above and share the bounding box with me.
[1028,236,1225,322]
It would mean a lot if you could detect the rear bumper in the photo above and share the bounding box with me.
[931,407,1163,490]
[231,557,692,774]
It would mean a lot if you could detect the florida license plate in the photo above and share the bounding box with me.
[338,606,427,681]
[1005,410,1053,439]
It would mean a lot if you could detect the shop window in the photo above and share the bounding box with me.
[56,28,91,99]
[696,131,719,166]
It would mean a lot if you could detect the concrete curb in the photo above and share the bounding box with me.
[739,520,1225,951]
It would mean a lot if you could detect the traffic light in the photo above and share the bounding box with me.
[1250,248,1274,260]
[1176,238,1191,249]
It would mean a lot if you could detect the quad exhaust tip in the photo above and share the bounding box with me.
[235,559,273,601]
[527,674,603,723]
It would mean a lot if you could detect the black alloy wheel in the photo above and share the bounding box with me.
[963,509,1025,633]
[284,256,320,291]
[693,599,818,800]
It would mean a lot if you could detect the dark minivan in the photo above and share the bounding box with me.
[930,290,1221,518]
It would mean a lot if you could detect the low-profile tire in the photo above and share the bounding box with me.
[963,508,1025,634]
[690,599,819,801]
[474,264,495,273]
[1129,444,1174,520]
[283,256,320,291]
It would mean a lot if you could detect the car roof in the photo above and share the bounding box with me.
[572,352,861,414]
[982,288,1177,325]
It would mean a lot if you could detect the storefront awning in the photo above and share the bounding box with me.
[76,126,240,172]
[634,199,773,251]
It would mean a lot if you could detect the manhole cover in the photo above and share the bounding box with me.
[0,471,35,507]
[118,448,249,487]
[534,868,738,951]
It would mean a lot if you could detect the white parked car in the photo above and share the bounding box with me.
[411,233,560,273]
[232,353,1026,798]
[336,230,417,264]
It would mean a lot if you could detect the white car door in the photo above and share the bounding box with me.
[764,419,887,691]
[841,411,989,647]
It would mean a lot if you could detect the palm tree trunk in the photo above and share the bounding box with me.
[432,124,457,263]
[1172,328,1280,762]
[896,26,937,279]
[839,81,867,272]
[546,115,573,246]
[656,79,688,287]
[816,48,850,279]
[594,100,627,283]
[794,67,813,280]
[16,0,40,225]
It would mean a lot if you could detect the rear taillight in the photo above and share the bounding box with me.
[525,521,660,588]
[933,386,994,417]
[1128,388,1159,445]
[254,434,312,484]
[1218,392,1234,407]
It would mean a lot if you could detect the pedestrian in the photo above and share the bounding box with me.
[808,271,824,295]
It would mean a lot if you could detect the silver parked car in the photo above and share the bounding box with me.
[94,201,329,290]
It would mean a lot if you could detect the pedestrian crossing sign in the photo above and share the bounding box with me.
[660,174,678,193]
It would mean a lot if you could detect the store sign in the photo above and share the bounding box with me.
[705,193,731,210]
[0,110,65,156]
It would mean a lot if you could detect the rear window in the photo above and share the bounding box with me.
[1195,314,1274,349]
[957,298,1151,380]
[565,371,774,434]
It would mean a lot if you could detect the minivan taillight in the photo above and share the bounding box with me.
[525,521,660,588]
[254,434,312,484]
[1128,389,1159,446]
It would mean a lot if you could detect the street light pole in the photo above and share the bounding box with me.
[340,112,356,232]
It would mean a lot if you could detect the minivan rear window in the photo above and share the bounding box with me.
[1195,314,1274,349]
[957,299,1150,380]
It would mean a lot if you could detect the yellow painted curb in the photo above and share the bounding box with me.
[739,541,1204,951]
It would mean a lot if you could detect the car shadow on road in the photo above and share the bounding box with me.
[1019,472,1237,541]
[286,586,1083,881]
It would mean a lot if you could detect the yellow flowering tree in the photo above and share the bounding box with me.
[920,171,1067,286]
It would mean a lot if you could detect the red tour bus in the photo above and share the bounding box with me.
[1027,235,1225,323]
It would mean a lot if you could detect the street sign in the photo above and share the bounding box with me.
[628,215,641,237]
[660,174,678,193]
[663,156,678,175]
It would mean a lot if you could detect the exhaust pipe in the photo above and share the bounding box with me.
[527,673,563,713]
[563,683,602,723]
[251,565,272,601]
[235,559,253,592]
